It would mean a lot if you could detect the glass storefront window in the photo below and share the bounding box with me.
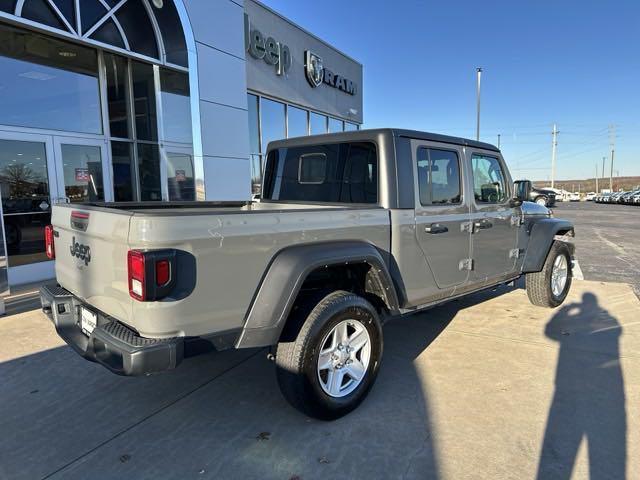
[328,117,344,133]
[167,152,195,201]
[137,143,161,201]
[287,106,308,138]
[104,53,131,139]
[247,94,260,155]
[160,69,192,144]
[131,61,157,142]
[60,144,104,202]
[0,24,102,134]
[261,99,285,152]
[345,122,359,131]
[310,112,327,135]
[111,141,135,202]
[0,139,51,266]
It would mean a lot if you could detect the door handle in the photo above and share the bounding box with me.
[425,223,448,234]
[474,219,493,230]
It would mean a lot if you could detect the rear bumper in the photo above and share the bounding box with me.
[39,284,184,376]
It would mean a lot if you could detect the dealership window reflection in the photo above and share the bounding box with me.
[310,112,328,135]
[288,106,308,138]
[0,139,51,266]
[61,144,104,203]
[0,24,102,134]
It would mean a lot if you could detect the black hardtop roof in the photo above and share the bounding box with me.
[268,128,500,153]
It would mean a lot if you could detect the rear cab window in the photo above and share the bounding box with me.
[263,142,378,204]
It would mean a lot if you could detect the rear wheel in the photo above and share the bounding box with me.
[526,241,572,307]
[275,290,383,420]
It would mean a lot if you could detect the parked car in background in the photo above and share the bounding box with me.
[568,192,581,202]
[528,186,557,207]
[585,192,596,201]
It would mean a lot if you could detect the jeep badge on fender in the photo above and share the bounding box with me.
[69,236,91,266]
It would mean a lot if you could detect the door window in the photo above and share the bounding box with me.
[60,144,104,203]
[416,148,461,205]
[0,139,51,266]
[472,154,508,203]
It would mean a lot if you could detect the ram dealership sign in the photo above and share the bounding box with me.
[305,50,356,95]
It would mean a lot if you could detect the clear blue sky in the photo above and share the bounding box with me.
[264,0,640,181]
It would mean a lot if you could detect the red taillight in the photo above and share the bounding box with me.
[128,250,146,301]
[156,259,170,286]
[127,250,175,301]
[45,225,55,259]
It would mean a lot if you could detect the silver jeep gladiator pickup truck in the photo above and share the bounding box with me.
[40,129,575,419]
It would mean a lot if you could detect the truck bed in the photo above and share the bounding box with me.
[51,201,390,339]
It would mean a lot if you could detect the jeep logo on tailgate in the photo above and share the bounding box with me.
[70,236,91,266]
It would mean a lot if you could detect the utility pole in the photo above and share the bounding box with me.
[602,156,606,192]
[476,68,482,141]
[609,124,615,190]
[595,163,599,193]
[551,124,558,188]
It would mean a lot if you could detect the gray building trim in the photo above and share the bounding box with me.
[174,0,206,200]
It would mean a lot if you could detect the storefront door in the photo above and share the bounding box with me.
[0,131,60,285]
[0,131,110,286]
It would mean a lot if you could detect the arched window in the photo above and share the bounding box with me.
[7,0,187,67]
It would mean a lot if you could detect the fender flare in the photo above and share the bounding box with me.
[522,218,574,273]
[235,241,400,349]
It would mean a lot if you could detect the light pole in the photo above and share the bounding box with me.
[476,68,482,141]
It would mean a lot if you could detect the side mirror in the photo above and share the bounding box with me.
[511,180,532,207]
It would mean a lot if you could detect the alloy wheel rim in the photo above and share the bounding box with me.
[551,254,568,297]
[317,319,371,398]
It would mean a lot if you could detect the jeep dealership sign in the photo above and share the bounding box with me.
[245,14,356,96]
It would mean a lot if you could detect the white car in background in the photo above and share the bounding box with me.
[585,192,596,201]
[568,192,581,202]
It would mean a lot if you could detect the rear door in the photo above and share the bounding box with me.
[468,151,519,281]
[411,140,471,289]
[52,205,133,321]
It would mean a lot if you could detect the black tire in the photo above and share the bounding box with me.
[526,241,572,308]
[275,290,383,420]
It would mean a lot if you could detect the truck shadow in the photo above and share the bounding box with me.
[0,283,522,480]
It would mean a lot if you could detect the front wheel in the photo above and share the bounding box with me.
[275,290,383,420]
[535,196,548,206]
[526,241,573,307]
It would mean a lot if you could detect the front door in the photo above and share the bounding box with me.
[0,131,59,284]
[412,140,471,290]
[469,151,519,281]
[0,132,111,285]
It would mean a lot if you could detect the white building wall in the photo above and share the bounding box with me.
[182,0,251,200]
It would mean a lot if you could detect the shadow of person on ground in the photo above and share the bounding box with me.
[537,292,627,479]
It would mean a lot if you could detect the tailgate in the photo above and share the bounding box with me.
[52,205,133,323]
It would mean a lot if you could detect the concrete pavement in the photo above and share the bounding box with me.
[1,279,638,479]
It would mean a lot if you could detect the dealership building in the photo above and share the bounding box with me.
[0,0,363,289]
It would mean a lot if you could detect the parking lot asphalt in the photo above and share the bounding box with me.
[1,278,639,480]
[552,201,640,296]
[1,201,639,480]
